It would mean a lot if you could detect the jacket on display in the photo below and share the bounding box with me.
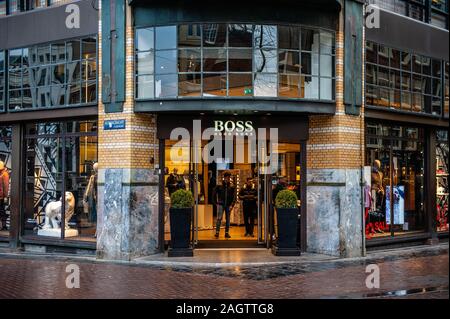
[0,169,9,200]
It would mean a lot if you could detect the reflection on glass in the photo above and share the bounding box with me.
[68,83,81,104]
[401,52,412,71]
[254,25,277,48]
[203,24,227,47]
[401,91,411,110]
[228,24,253,47]
[320,78,333,100]
[9,49,22,69]
[82,60,96,82]
[156,26,177,50]
[203,73,226,97]
[51,43,66,63]
[178,24,201,47]
[228,73,252,97]
[66,40,81,61]
[155,74,177,98]
[136,75,154,99]
[254,73,277,97]
[304,76,319,99]
[278,26,299,50]
[24,137,63,237]
[301,29,319,52]
[228,49,252,72]
[278,51,300,74]
[52,64,65,84]
[203,48,227,72]
[320,30,335,55]
[82,81,96,103]
[136,51,154,75]
[390,49,401,69]
[178,49,201,73]
[155,50,177,74]
[82,38,96,60]
[279,74,299,98]
[255,49,277,73]
[178,73,201,97]
[319,54,333,77]
[136,28,154,51]
[67,62,81,84]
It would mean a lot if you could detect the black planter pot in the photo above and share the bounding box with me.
[272,207,301,256]
[168,207,193,257]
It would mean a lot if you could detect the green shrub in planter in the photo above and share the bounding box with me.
[275,189,298,209]
[170,189,194,209]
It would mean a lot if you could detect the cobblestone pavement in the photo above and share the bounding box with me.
[0,249,448,299]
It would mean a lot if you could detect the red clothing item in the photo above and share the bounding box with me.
[0,169,9,199]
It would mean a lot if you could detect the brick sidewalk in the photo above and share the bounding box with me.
[0,247,448,299]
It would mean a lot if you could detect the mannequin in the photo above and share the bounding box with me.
[83,162,98,223]
[0,161,9,231]
[371,159,384,206]
[371,159,385,233]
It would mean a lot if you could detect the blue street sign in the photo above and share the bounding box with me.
[104,119,126,130]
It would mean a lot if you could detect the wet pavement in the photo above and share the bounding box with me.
[0,245,448,299]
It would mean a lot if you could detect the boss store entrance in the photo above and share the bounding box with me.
[157,114,308,251]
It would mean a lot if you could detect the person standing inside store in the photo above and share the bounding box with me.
[213,172,236,239]
[0,161,10,231]
[239,178,257,237]
[166,168,186,195]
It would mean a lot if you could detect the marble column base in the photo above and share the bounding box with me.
[96,168,160,260]
[306,169,363,258]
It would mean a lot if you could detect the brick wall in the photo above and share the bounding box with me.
[307,13,365,170]
[98,3,157,170]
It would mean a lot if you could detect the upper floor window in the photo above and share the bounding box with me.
[7,36,97,111]
[0,0,73,16]
[135,24,336,101]
[365,41,448,118]
[0,51,4,111]
[368,0,449,30]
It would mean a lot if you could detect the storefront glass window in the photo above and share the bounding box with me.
[0,126,11,237]
[436,130,449,232]
[135,23,335,101]
[365,122,426,240]
[23,120,98,241]
[7,36,97,111]
[366,41,445,116]
[0,51,4,112]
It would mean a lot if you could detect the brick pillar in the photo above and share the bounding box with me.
[96,1,160,260]
[306,7,365,258]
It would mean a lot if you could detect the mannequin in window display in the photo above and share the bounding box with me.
[371,159,385,233]
[0,161,10,231]
[166,168,186,195]
[83,162,98,224]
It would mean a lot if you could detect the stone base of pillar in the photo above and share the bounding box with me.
[306,168,363,258]
[96,168,160,260]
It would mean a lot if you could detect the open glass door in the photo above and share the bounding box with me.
[257,145,271,247]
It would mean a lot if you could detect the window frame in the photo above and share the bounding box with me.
[134,22,336,103]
